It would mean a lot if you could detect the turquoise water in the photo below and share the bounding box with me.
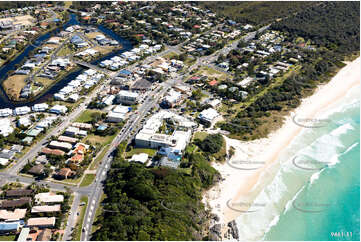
[265,89,360,241]
[235,86,360,241]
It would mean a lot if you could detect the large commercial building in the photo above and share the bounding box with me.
[116,90,139,105]
[135,111,196,155]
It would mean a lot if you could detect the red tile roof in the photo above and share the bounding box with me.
[208,80,218,86]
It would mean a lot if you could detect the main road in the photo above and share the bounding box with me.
[80,72,182,240]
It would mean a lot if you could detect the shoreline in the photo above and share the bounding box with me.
[204,56,360,239]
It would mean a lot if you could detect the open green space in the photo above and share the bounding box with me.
[80,174,96,187]
[0,235,15,241]
[75,110,103,123]
[125,148,157,159]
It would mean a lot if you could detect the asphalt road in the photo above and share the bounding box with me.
[80,74,180,240]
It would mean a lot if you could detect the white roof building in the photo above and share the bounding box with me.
[32,103,49,112]
[0,158,9,166]
[49,105,67,115]
[130,153,148,164]
[34,192,64,204]
[198,108,220,124]
[237,77,254,88]
[107,111,125,123]
[117,90,138,105]
[54,93,65,101]
[0,118,14,137]
[18,117,31,127]
[0,108,13,117]
[14,106,31,115]
[112,105,130,114]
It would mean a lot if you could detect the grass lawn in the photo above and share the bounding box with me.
[163,51,178,60]
[51,176,81,185]
[86,32,103,39]
[80,174,96,187]
[125,148,157,159]
[64,1,72,9]
[197,66,231,81]
[93,46,120,55]
[184,56,196,66]
[83,133,117,147]
[74,196,88,241]
[0,235,15,241]
[34,77,54,89]
[75,110,103,123]
[2,75,27,100]
[193,131,208,141]
[57,44,73,56]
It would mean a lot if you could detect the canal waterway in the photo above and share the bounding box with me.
[0,13,132,109]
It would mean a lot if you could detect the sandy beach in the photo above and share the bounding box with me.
[203,56,360,238]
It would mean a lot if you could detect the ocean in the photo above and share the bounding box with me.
[235,85,360,241]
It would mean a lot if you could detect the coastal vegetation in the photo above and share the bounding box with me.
[218,1,360,140]
[197,2,319,25]
[91,137,221,240]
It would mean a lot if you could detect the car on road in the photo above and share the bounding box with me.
[80,202,86,206]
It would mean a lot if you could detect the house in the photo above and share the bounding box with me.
[28,164,45,176]
[129,153,148,164]
[49,105,67,115]
[161,90,182,108]
[10,145,23,153]
[22,137,33,145]
[57,136,78,144]
[0,158,9,167]
[55,168,75,179]
[34,192,64,204]
[67,93,79,102]
[0,108,13,117]
[17,117,31,127]
[237,77,254,88]
[64,127,86,137]
[0,209,26,220]
[198,108,220,125]
[35,155,48,165]
[101,95,115,106]
[41,148,65,156]
[72,122,92,130]
[131,78,152,91]
[27,217,56,228]
[208,80,218,86]
[0,149,15,160]
[27,128,43,137]
[13,106,31,115]
[48,141,72,151]
[31,205,61,213]
[0,119,13,137]
[6,189,32,198]
[207,99,221,108]
[0,198,31,209]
